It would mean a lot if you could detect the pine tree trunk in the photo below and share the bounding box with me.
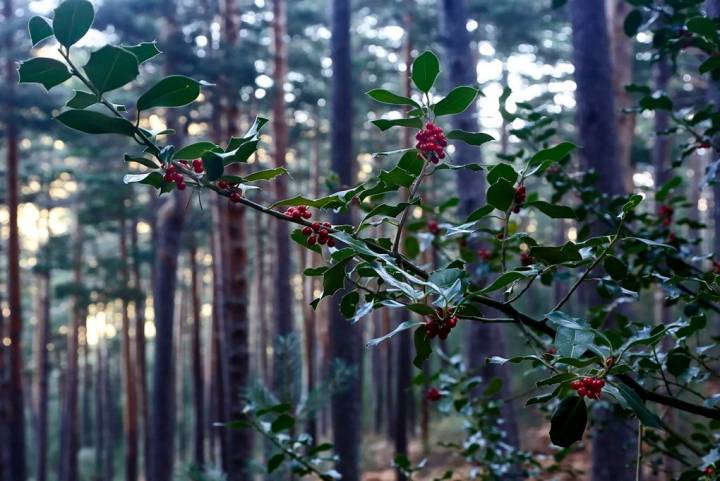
[120,216,139,481]
[33,259,50,481]
[438,0,521,467]
[3,0,27,477]
[190,245,206,468]
[58,224,83,481]
[568,2,637,480]
[96,338,105,479]
[330,2,362,480]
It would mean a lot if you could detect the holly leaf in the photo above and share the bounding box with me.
[549,396,587,447]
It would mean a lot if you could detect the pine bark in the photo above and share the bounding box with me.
[330,1,362,480]
[3,0,27,477]
[33,248,51,481]
[189,245,206,467]
[568,2,637,480]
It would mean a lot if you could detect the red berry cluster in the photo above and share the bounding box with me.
[425,387,442,402]
[163,164,186,191]
[569,377,605,400]
[425,307,458,340]
[301,220,335,247]
[415,122,447,163]
[513,184,526,213]
[428,219,441,236]
[192,158,204,173]
[478,248,491,261]
[658,204,674,227]
[285,205,313,220]
[520,252,534,266]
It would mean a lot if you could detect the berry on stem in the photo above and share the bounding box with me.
[425,387,442,402]
[229,192,242,203]
[416,123,448,164]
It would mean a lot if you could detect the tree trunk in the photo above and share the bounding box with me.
[190,245,206,468]
[330,2,362,480]
[96,336,105,479]
[120,216,139,481]
[607,0,636,192]
[3,0,27,477]
[58,224,83,481]
[438,0,521,466]
[33,257,51,481]
[568,2,637,480]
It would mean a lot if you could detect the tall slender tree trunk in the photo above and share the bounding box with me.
[607,0,636,192]
[438,0,521,467]
[189,245,206,468]
[120,216,139,481]
[33,252,51,481]
[104,339,115,481]
[151,3,188,479]
[568,2,637,480]
[330,2,362,480]
[96,337,105,479]
[58,224,83,481]
[3,0,26,477]
[216,2,253,480]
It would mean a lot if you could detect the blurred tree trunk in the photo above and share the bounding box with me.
[607,0,636,192]
[58,224,83,481]
[568,2,638,480]
[3,0,26,478]
[130,218,151,480]
[33,236,51,481]
[150,2,188,479]
[96,337,105,478]
[189,244,206,468]
[120,215,139,481]
[255,211,270,384]
[706,0,720,261]
[330,2,362,480]
[272,0,295,348]
[438,0,521,467]
[104,339,115,481]
[218,2,253,480]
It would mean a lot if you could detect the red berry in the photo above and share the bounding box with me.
[163,172,174,182]
[193,165,204,173]
[318,236,327,245]
[176,181,186,191]
[229,192,242,203]
[323,222,332,228]
[425,387,442,402]
[311,222,321,231]
[302,226,313,236]
[307,236,317,246]
[218,180,229,189]
[327,238,336,247]
[447,316,458,328]
[577,388,587,398]
[428,219,440,235]
[319,228,329,237]
[570,380,582,390]
[302,211,312,219]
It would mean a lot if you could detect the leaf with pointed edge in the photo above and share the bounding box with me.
[549,396,587,447]
[270,414,295,433]
[28,16,53,46]
[84,45,139,93]
[66,90,97,108]
[367,88,420,108]
[201,151,224,181]
[18,58,71,91]
[480,269,537,293]
[433,86,480,116]
[486,178,515,211]
[371,117,423,131]
[56,110,135,136]
[122,42,161,64]
[530,142,576,165]
[53,0,94,48]
[412,326,432,368]
[615,384,662,427]
[244,167,288,182]
[291,229,321,254]
[623,10,643,37]
[687,16,717,38]
[446,130,494,146]
[411,51,440,93]
[465,205,494,222]
[137,75,200,111]
[367,321,423,348]
[487,163,519,185]
[123,171,164,188]
[267,454,285,474]
[124,154,160,169]
[173,141,218,160]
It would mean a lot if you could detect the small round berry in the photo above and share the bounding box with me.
[570,380,582,390]
[218,180,229,189]
[307,235,317,246]
[311,222,321,231]
[176,181,187,191]
[318,236,327,245]
[302,226,313,236]
[577,388,587,398]
[425,387,442,402]
[319,228,329,237]
[323,222,332,228]
[163,172,174,182]
[302,211,312,219]
[447,316,458,328]
[229,192,242,203]
[327,238,336,247]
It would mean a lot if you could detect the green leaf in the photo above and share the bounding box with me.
[480,269,536,293]
[56,110,135,136]
[666,348,691,377]
[53,0,94,48]
[526,201,576,219]
[322,259,351,297]
[530,142,576,165]
[621,194,643,218]
[549,396,587,447]
[446,130,494,146]
[18,58,71,91]
[66,90,97,108]
[340,291,360,319]
[486,178,515,211]
[487,164,518,185]
[639,94,673,111]
[687,16,717,38]
[173,142,218,160]
[267,454,285,474]
[624,10,643,37]
[124,154,160,169]
[244,168,288,182]
[201,152,225,181]
[555,326,594,358]
[531,242,581,265]
[367,88,420,108]
[604,255,628,281]
[397,150,424,175]
[291,229,321,254]
[615,384,662,427]
[537,372,576,387]
[122,42,161,64]
[28,16,53,46]
[270,414,295,433]
[433,86,480,116]
[411,51,440,93]
[412,326,432,368]
[699,56,720,75]
[84,45,139,93]
[367,321,423,347]
[137,75,201,111]
[465,205,494,222]
[123,172,164,188]
[371,117,423,131]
